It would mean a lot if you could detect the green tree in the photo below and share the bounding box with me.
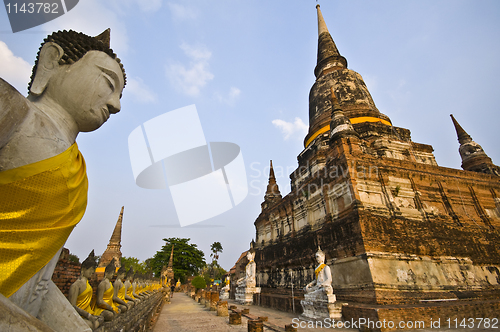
[209,242,223,282]
[150,238,205,282]
[191,276,206,290]
[121,256,152,274]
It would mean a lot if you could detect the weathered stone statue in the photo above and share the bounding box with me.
[124,268,140,304]
[113,266,132,312]
[219,276,230,300]
[235,243,261,305]
[304,247,333,296]
[68,250,102,329]
[132,274,145,299]
[237,251,257,288]
[0,28,125,328]
[300,247,342,320]
[94,258,120,321]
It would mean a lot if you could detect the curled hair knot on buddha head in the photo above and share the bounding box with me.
[104,257,116,275]
[28,28,126,93]
[81,249,97,270]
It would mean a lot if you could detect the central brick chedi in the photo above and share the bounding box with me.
[252,4,500,323]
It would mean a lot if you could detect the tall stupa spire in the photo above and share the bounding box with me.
[450,114,499,176]
[304,4,391,149]
[265,160,281,201]
[97,206,124,269]
[314,4,347,78]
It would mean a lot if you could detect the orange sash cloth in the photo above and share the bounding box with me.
[0,143,87,297]
[76,280,95,315]
[93,283,119,315]
[126,286,135,300]
[315,263,326,278]
[117,284,127,303]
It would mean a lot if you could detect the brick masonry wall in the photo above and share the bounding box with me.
[52,248,81,298]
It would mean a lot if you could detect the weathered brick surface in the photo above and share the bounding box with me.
[51,248,81,298]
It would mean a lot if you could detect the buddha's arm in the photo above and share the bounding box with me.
[112,282,126,305]
[96,283,113,311]
[68,282,93,319]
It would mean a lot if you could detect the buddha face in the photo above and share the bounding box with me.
[104,269,115,280]
[315,252,325,264]
[82,266,95,279]
[44,50,124,132]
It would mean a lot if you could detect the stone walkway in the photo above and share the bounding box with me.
[152,293,499,332]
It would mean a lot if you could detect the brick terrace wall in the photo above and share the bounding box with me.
[52,248,81,298]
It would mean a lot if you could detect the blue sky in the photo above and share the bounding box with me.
[1,0,499,270]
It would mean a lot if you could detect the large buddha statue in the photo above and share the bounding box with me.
[94,258,120,320]
[304,247,333,296]
[0,28,126,321]
[237,250,256,288]
[67,250,102,329]
[113,266,132,312]
[124,268,140,304]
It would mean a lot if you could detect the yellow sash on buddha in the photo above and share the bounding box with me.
[93,283,119,315]
[76,280,95,315]
[315,263,326,278]
[0,143,87,298]
[126,283,135,300]
[117,284,127,303]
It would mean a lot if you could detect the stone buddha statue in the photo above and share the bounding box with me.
[304,247,333,296]
[0,28,126,323]
[237,250,257,288]
[113,266,132,312]
[67,250,103,329]
[132,273,145,299]
[124,268,140,304]
[94,258,120,320]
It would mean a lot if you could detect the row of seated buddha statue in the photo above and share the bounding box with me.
[68,251,162,329]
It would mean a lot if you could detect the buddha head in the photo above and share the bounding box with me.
[116,265,126,281]
[315,246,326,265]
[81,249,97,279]
[28,29,126,132]
[104,258,116,280]
[125,267,134,282]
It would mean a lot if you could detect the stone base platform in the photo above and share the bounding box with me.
[300,292,342,321]
[342,299,500,331]
[236,286,261,305]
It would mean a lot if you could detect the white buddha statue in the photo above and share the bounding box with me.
[304,246,333,296]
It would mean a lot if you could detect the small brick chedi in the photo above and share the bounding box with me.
[252,4,500,324]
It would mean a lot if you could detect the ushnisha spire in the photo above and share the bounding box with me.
[264,160,282,201]
[450,114,499,176]
[314,4,347,78]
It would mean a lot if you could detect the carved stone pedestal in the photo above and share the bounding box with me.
[235,286,261,305]
[300,292,342,320]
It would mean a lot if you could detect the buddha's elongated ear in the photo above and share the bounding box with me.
[30,42,64,96]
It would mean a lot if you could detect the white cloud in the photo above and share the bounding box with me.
[126,77,157,103]
[0,41,32,94]
[215,87,241,105]
[166,43,214,97]
[272,117,308,141]
[167,2,198,21]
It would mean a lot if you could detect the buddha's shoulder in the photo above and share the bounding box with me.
[0,78,31,147]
